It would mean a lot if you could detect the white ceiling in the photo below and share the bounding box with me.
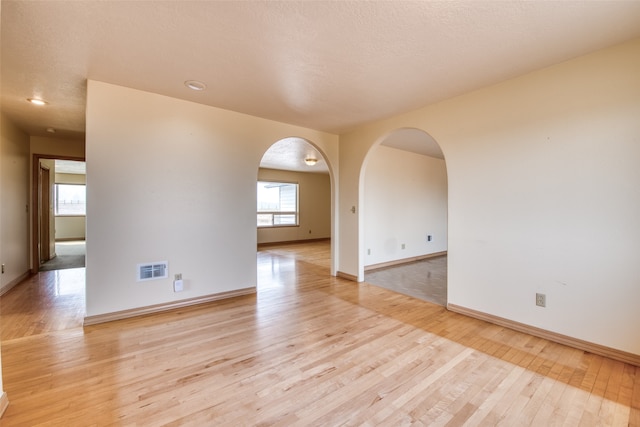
[3,1,640,166]
[261,138,329,173]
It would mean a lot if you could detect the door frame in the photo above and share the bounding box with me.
[31,154,86,274]
[38,164,51,264]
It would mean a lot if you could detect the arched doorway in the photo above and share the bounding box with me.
[361,128,448,306]
[256,137,336,287]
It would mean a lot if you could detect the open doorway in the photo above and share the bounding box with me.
[362,128,448,306]
[32,155,86,273]
[256,137,333,288]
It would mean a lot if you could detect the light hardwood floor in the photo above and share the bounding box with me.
[1,240,638,425]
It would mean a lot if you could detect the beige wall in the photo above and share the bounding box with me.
[339,38,640,355]
[31,136,85,159]
[55,172,85,184]
[0,113,30,294]
[85,81,339,317]
[364,145,447,266]
[55,217,86,241]
[257,168,331,244]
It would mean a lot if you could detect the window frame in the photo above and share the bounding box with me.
[257,180,299,228]
[54,183,87,217]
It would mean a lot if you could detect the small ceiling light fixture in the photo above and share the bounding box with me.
[304,157,318,166]
[27,98,47,106]
[46,127,56,134]
[184,80,207,91]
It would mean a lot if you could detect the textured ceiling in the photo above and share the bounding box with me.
[2,1,640,149]
[260,138,329,173]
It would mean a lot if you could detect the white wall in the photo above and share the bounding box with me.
[339,38,640,355]
[257,168,331,244]
[0,114,30,293]
[85,81,339,317]
[364,145,447,266]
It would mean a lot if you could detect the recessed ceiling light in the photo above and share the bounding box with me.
[184,80,207,91]
[27,98,47,106]
[46,127,56,134]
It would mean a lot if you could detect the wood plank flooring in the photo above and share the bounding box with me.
[1,240,639,425]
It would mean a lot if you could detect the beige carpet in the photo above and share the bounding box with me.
[365,255,447,306]
[40,241,86,271]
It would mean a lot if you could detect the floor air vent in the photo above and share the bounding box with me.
[137,261,168,282]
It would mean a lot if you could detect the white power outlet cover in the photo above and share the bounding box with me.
[174,279,184,292]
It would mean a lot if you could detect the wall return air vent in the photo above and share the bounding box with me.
[137,261,168,282]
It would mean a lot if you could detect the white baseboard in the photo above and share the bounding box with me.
[448,303,640,367]
[336,271,358,282]
[83,287,256,326]
[0,271,31,296]
[365,251,447,272]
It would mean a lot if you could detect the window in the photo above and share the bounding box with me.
[257,181,298,227]
[54,184,86,216]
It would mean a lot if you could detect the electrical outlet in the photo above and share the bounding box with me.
[174,273,184,292]
[427,235,432,242]
[173,279,184,292]
[1,264,4,274]
[367,249,371,255]
[536,293,546,307]
[401,243,405,250]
